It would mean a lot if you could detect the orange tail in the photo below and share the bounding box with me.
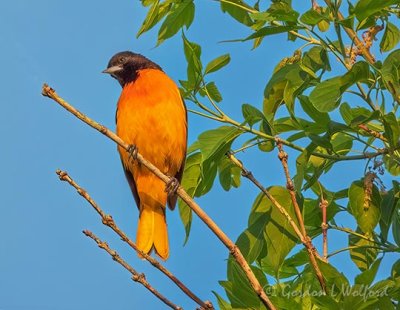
[136,203,169,260]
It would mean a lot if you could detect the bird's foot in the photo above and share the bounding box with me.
[165,177,180,196]
[127,144,138,161]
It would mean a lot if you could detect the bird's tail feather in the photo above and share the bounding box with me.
[136,203,169,260]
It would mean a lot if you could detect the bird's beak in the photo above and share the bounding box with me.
[102,65,123,74]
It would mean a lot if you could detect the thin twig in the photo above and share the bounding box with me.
[226,152,327,293]
[42,84,276,310]
[319,198,328,262]
[358,124,388,142]
[56,170,212,310]
[83,230,182,310]
[274,140,327,292]
[323,0,376,64]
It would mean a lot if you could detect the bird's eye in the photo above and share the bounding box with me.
[119,57,125,63]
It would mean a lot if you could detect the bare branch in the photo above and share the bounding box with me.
[42,84,276,310]
[83,230,182,310]
[56,170,212,310]
[227,151,327,293]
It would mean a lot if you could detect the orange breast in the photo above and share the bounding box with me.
[116,69,187,177]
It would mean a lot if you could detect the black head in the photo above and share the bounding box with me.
[102,51,162,87]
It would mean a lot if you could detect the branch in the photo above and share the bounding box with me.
[358,124,388,142]
[83,230,181,310]
[320,198,328,262]
[42,84,276,310]
[274,141,327,292]
[56,170,212,310]
[226,152,327,293]
[323,0,376,64]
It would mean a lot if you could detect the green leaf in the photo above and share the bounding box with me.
[236,215,266,263]
[245,25,304,40]
[220,0,254,26]
[178,152,202,244]
[249,187,298,278]
[302,46,331,73]
[392,208,400,246]
[198,126,242,162]
[349,228,379,271]
[317,260,350,295]
[204,82,222,102]
[381,22,400,52]
[218,156,241,191]
[242,103,265,127]
[225,259,263,308]
[381,49,400,101]
[212,291,232,310]
[379,183,399,241]
[382,112,400,148]
[300,8,328,26]
[354,0,400,22]
[310,61,371,112]
[383,152,400,176]
[182,33,202,88]
[348,179,381,233]
[204,54,230,74]
[355,257,382,285]
[137,0,171,38]
[251,2,299,23]
[331,132,353,155]
[157,0,195,45]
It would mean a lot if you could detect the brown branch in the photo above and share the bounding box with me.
[42,84,275,310]
[83,230,181,310]
[319,198,328,262]
[358,124,387,142]
[276,142,307,237]
[275,140,326,292]
[323,0,375,64]
[227,152,327,293]
[56,170,212,310]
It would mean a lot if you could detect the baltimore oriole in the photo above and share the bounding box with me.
[103,51,187,260]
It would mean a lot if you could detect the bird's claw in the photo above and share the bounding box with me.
[165,177,179,196]
[127,144,138,161]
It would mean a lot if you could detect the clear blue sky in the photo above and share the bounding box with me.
[0,1,397,309]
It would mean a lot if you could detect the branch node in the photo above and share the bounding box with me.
[102,214,115,227]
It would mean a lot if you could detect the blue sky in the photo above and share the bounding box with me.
[0,1,398,309]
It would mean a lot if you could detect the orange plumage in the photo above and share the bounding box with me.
[103,52,187,260]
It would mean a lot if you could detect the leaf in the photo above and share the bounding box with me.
[383,152,400,176]
[380,22,400,52]
[382,112,400,148]
[392,208,400,247]
[137,1,166,38]
[198,126,242,162]
[242,103,265,127]
[317,260,350,295]
[220,0,254,26]
[301,46,331,73]
[379,182,399,241]
[218,156,241,191]
[245,25,304,41]
[225,259,263,308]
[205,82,222,102]
[355,257,382,285]
[354,0,400,22]
[177,152,202,244]
[157,0,195,45]
[381,49,400,101]
[204,54,231,74]
[249,187,299,278]
[182,33,202,88]
[300,8,328,26]
[251,2,299,23]
[348,180,381,233]
[212,291,232,310]
[235,215,266,263]
[349,228,379,271]
[309,61,371,112]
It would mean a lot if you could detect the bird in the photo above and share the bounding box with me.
[103,51,187,260]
